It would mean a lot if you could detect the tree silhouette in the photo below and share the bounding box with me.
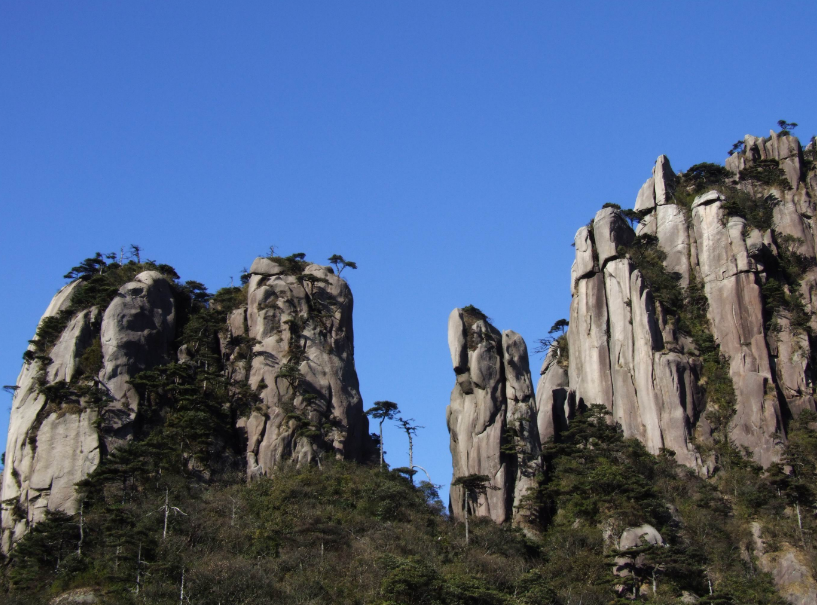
[327,254,358,276]
[451,474,491,545]
[396,417,428,484]
[777,120,798,135]
[365,400,399,469]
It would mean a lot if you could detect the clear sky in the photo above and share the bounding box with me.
[1,1,814,502]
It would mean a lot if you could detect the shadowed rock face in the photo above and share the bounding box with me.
[543,137,817,470]
[446,308,538,525]
[238,259,372,477]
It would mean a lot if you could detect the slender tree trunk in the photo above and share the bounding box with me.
[463,493,469,545]
[163,487,169,540]
[796,501,806,548]
[408,433,414,484]
[180,567,185,604]
[77,501,84,557]
[135,542,142,595]
[379,419,384,470]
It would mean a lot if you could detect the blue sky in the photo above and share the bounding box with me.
[1,1,815,501]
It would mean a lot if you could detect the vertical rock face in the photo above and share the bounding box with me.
[562,205,706,468]
[446,308,538,525]
[1,271,178,551]
[241,258,371,476]
[546,134,817,470]
[2,259,372,550]
[1,281,90,551]
[99,271,177,448]
[535,346,570,443]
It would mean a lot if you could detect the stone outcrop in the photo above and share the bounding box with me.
[447,307,538,524]
[2,259,372,551]
[237,259,372,476]
[1,281,91,550]
[98,271,177,448]
[541,135,817,469]
[613,524,667,599]
[752,522,817,605]
[535,346,570,443]
[560,205,706,468]
[1,271,178,551]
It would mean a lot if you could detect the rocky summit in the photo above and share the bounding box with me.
[3,131,817,605]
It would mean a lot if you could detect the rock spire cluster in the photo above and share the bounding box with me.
[447,131,817,526]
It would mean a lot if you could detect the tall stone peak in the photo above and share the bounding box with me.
[1,255,372,551]
[543,132,817,470]
[446,307,539,526]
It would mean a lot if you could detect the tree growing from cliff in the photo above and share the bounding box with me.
[534,319,569,354]
[366,400,399,469]
[728,140,745,156]
[451,474,491,545]
[327,254,357,276]
[777,120,798,135]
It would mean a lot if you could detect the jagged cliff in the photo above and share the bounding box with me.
[1,255,372,552]
[539,131,817,470]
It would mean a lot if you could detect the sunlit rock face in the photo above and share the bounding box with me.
[238,259,373,477]
[552,135,817,470]
[1,259,374,552]
[446,308,538,525]
[1,271,177,552]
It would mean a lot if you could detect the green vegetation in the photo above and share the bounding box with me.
[777,120,798,136]
[328,254,358,276]
[4,397,816,604]
[366,400,401,470]
[739,160,791,191]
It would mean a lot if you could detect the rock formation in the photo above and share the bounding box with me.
[236,257,372,476]
[751,521,817,605]
[446,307,539,525]
[540,132,817,469]
[1,257,372,551]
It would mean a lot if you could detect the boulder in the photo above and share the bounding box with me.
[635,176,656,212]
[752,522,817,605]
[653,155,676,205]
[573,226,595,280]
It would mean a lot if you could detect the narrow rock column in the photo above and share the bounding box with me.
[446,308,539,525]
[691,192,783,466]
